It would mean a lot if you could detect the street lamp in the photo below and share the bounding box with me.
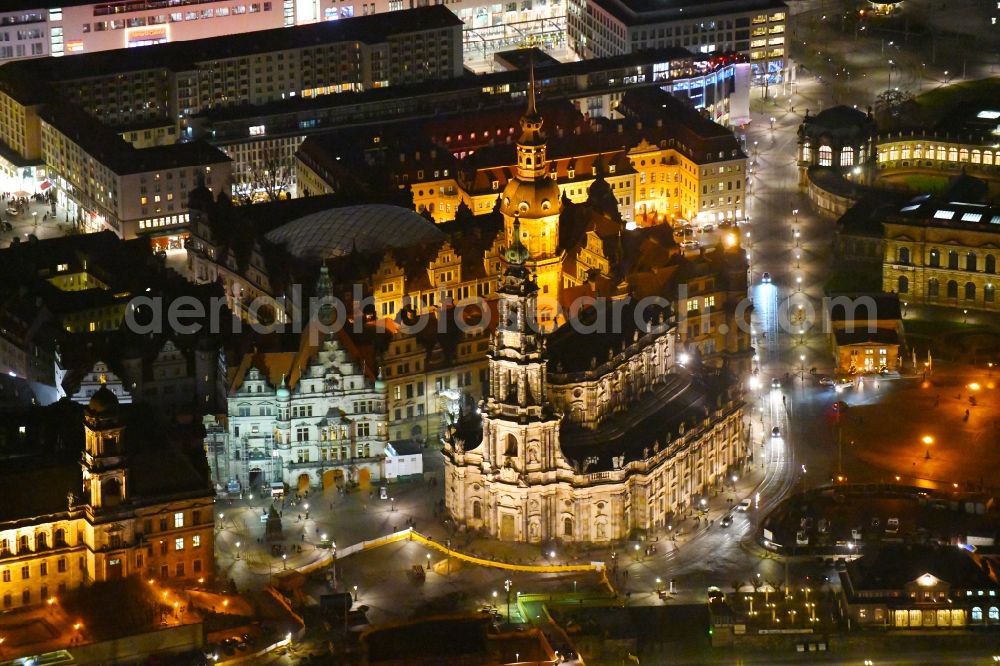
[504,579,512,621]
[922,434,934,459]
[799,355,806,380]
[235,541,241,560]
[769,116,776,130]
[426,553,431,570]
[390,497,395,512]
[353,585,358,601]
[282,553,287,570]
[887,59,894,92]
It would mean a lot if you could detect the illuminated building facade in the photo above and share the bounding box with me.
[567,0,787,87]
[0,388,215,610]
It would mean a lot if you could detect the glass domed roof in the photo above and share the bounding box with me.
[265,204,444,260]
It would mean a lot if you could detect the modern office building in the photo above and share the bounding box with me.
[0,6,461,238]
[567,0,787,85]
[0,0,562,68]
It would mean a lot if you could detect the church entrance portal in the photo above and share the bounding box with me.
[500,514,515,541]
[322,469,343,489]
[248,468,263,493]
[297,473,311,493]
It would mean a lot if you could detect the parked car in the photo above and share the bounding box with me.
[681,239,699,249]
[738,498,752,511]
[720,515,733,527]
[701,223,715,232]
[818,376,835,386]
[761,271,772,283]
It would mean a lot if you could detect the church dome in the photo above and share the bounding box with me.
[500,178,562,220]
[87,385,120,416]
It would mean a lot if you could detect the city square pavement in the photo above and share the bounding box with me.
[215,443,771,604]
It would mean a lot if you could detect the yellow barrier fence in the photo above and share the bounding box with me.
[354,528,606,574]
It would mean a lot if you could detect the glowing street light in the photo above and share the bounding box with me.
[923,435,934,459]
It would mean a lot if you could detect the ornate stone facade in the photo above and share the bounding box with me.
[443,234,746,543]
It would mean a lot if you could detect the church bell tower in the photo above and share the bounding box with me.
[481,222,563,480]
[81,384,128,512]
[498,64,564,328]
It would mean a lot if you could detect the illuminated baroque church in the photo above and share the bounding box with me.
[442,82,749,543]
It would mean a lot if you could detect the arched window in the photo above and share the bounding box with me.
[564,517,573,536]
[472,500,482,520]
[897,247,910,264]
[990,607,1000,621]
[19,535,28,553]
[986,152,995,166]
[972,607,983,622]
[947,280,958,299]
[54,529,66,547]
[986,284,995,302]
[928,279,940,298]
[948,251,959,270]
[504,433,518,457]
[802,142,811,161]
[986,255,996,274]
[967,252,977,272]
[35,533,47,550]
[898,276,909,293]
[102,478,122,507]
[929,249,940,267]
[841,146,855,166]
[965,282,976,300]
[818,145,833,167]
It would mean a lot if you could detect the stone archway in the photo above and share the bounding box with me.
[322,469,343,489]
[297,473,311,493]
[358,468,371,489]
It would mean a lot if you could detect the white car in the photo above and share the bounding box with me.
[738,498,752,511]
[818,377,835,386]
[680,239,699,249]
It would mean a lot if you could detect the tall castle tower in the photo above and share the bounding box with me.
[81,384,128,513]
[498,65,563,328]
[479,226,566,540]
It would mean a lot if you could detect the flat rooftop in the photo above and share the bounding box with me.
[1,5,461,85]
[591,0,787,25]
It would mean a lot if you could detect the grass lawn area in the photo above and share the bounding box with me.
[909,78,1000,125]
[825,264,883,294]
[903,319,982,337]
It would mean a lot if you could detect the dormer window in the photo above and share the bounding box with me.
[568,169,575,179]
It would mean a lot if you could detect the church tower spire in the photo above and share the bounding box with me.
[516,61,547,181]
[498,61,563,326]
